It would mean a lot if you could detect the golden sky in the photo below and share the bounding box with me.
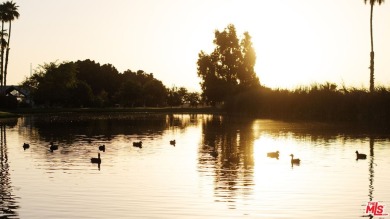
[8,0,390,91]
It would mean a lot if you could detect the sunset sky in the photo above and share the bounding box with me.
[8,0,390,91]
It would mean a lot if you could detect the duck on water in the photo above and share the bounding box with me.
[290,154,300,165]
[23,143,30,150]
[355,151,367,160]
[267,151,279,159]
[49,142,58,152]
[133,141,142,148]
[91,153,101,164]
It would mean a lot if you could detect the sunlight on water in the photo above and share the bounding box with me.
[0,114,389,218]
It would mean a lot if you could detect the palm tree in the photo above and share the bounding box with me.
[2,1,19,87]
[0,30,7,87]
[0,3,6,87]
[364,0,385,93]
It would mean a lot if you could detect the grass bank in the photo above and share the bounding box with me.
[5,106,222,116]
[0,111,18,118]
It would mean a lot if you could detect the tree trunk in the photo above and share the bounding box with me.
[4,22,12,87]
[369,3,374,93]
[4,47,9,86]
[0,21,4,87]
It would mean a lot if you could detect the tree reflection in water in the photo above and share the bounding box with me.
[198,115,255,209]
[0,119,20,219]
[367,137,375,219]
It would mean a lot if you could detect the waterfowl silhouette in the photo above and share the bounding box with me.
[49,142,58,152]
[133,141,142,148]
[23,143,30,150]
[99,145,105,152]
[290,154,300,165]
[91,153,101,164]
[267,151,279,159]
[355,151,367,160]
[170,140,176,146]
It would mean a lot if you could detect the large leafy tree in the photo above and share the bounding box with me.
[167,86,189,107]
[364,0,384,92]
[0,0,19,87]
[239,32,259,90]
[22,59,170,107]
[116,79,142,107]
[197,24,260,105]
[29,62,78,106]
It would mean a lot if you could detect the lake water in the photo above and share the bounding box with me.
[0,113,389,218]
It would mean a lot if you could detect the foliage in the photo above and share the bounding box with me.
[118,69,168,107]
[0,93,16,109]
[197,24,260,105]
[219,79,390,126]
[0,0,19,88]
[167,86,188,107]
[28,62,79,106]
[186,92,201,107]
[166,87,201,107]
[21,59,175,108]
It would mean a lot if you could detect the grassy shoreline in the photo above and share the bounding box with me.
[1,107,222,117]
[0,111,18,118]
[2,107,390,132]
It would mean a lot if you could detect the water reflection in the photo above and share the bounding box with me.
[198,116,255,209]
[2,114,390,218]
[15,113,200,174]
[0,119,19,219]
[367,137,375,219]
[198,117,388,217]
[31,113,169,143]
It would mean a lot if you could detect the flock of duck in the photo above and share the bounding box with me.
[266,151,301,165]
[22,139,177,166]
[266,150,367,166]
[22,141,367,167]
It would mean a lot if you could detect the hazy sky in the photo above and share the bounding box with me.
[8,0,390,91]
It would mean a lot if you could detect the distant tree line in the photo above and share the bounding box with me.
[21,59,200,108]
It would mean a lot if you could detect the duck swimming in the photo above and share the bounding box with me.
[267,151,279,159]
[355,151,367,160]
[91,153,101,164]
[23,143,30,150]
[133,141,142,148]
[290,154,300,165]
[49,142,58,152]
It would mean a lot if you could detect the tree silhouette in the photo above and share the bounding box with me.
[239,32,260,90]
[0,1,19,88]
[197,24,260,105]
[3,1,19,87]
[22,59,170,107]
[364,0,384,92]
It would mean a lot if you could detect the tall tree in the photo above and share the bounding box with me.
[364,0,384,92]
[0,30,6,87]
[0,3,6,87]
[197,24,260,105]
[239,32,260,90]
[3,1,19,87]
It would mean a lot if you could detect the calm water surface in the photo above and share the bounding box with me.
[0,113,389,218]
